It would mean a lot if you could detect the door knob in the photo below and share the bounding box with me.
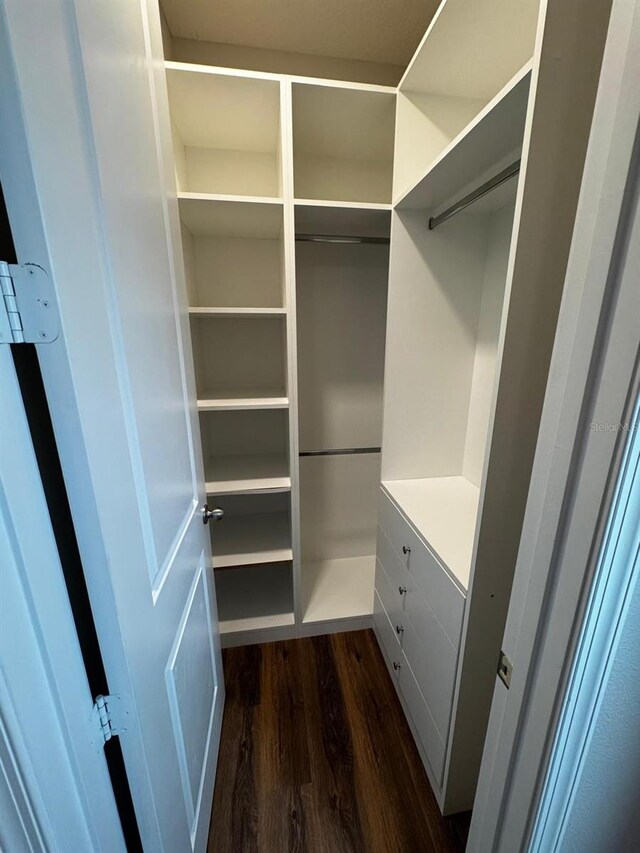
[202,504,224,525]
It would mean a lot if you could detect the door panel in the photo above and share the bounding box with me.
[73,0,200,592]
[166,557,220,841]
[0,1,225,850]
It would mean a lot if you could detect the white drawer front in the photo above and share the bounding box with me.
[401,615,457,741]
[398,651,446,786]
[375,557,403,641]
[378,525,458,741]
[373,590,401,681]
[379,489,465,646]
[377,524,415,603]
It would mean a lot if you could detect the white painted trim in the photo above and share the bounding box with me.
[279,78,304,630]
[0,346,125,852]
[177,191,284,205]
[396,0,451,91]
[294,198,393,211]
[468,0,640,847]
[299,614,374,638]
[164,59,397,93]
[530,396,640,851]
[220,623,298,649]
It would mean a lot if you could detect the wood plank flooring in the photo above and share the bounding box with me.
[208,630,470,852]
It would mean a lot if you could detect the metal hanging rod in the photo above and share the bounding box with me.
[295,234,390,245]
[299,447,381,457]
[428,159,521,231]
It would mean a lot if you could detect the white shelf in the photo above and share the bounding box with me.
[215,562,295,635]
[178,191,283,205]
[205,453,290,495]
[294,199,392,210]
[198,392,289,412]
[399,0,539,100]
[189,307,287,318]
[295,202,391,241]
[178,194,283,238]
[302,555,376,624]
[211,511,292,568]
[382,476,480,590]
[396,62,532,210]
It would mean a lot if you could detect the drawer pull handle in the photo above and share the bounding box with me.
[402,545,411,555]
[398,585,407,595]
[395,625,404,635]
[393,661,402,671]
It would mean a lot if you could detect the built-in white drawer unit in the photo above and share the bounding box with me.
[376,532,459,740]
[374,486,469,789]
[378,488,465,647]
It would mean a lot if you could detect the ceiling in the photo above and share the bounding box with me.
[161,0,440,69]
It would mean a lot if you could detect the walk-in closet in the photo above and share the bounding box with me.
[0,0,618,848]
[162,0,608,818]
[140,0,608,824]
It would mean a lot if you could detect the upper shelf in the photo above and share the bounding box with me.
[393,0,540,203]
[198,394,289,412]
[211,511,292,568]
[400,0,540,99]
[166,66,282,197]
[295,201,391,242]
[178,195,283,238]
[397,63,532,212]
[292,83,395,204]
[205,452,291,496]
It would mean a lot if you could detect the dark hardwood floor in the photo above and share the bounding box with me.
[208,629,470,852]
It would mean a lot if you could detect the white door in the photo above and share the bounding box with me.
[0,2,224,851]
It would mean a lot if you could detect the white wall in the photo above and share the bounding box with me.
[169,37,402,86]
[462,201,514,486]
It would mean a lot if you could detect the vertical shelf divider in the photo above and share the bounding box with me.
[280,78,302,632]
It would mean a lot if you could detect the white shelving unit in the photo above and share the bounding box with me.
[166,59,393,647]
[166,64,297,642]
[371,0,609,819]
